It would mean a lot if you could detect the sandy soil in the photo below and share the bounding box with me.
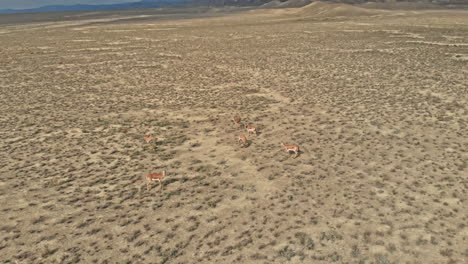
[0,3,467,264]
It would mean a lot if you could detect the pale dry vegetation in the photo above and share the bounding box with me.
[0,3,467,264]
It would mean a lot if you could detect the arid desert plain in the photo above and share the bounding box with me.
[0,2,467,263]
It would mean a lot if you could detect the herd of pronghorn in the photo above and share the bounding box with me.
[143,116,299,190]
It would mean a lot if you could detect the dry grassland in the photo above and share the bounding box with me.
[0,3,467,264]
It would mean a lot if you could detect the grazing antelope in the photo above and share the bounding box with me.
[238,134,248,147]
[145,171,166,190]
[245,125,257,136]
[144,134,153,144]
[281,143,299,158]
[231,117,241,126]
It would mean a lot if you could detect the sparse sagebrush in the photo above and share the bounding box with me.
[278,246,296,260]
[351,244,360,257]
[1,7,466,264]
[320,231,343,242]
[374,254,393,264]
[41,245,58,258]
[295,232,315,250]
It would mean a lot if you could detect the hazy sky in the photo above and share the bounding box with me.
[0,0,140,9]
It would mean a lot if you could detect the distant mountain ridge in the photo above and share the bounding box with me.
[0,0,189,14]
[211,0,468,7]
[0,0,465,14]
[190,0,468,7]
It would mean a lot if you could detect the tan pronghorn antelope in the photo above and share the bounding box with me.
[145,171,166,190]
[144,134,154,144]
[238,134,248,147]
[281,143,299,158]
[231,117,241,126]
[245,125,257,136]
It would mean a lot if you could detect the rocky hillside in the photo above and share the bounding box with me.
[192,0,467,8]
